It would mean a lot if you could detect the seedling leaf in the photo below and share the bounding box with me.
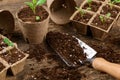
[37,0,46,6]
[3,38,14,47]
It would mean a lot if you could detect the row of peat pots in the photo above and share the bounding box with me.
[0,35,29,80]
[47,0,120,41]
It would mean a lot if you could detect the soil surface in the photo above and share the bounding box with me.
[46,31,86,67]
[0,48,25,64]
[82,1,102,12]
[91,15,113,30]
[73,12,93,24]
[0,0,120,80]
[97,0,105,2]
[100,4,120,18]
[0,62,5,72]
[18,6,48,22]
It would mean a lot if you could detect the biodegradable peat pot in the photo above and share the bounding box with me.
[70,9,93,35]
[0,10,15,34]
[81,0,102,12]
[0,46,29,75]
[47,0,76,24]
[0,58,9,80]
[100,4,120,19]
[17,6,49,44]
[89,14,115,40]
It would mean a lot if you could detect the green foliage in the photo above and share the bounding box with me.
[3,38,13,47]
[99,13,111,23]
[75,7,86,17]
[109,0,120,9]
[25,0,46,14]
[87,0,92,7]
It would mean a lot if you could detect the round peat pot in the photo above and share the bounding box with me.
[47,0,76,25]
[0,10,15,34]
[17,6,49,44]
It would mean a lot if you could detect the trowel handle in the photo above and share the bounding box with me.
[92,58,120,80]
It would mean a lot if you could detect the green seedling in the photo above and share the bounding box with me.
[36,16,41,21]
[3,38,14,47]
[99,13,111,23]
[75,7,86,17]
[109,0,120,9]
[87,0,92,7]
[25,0,46,21]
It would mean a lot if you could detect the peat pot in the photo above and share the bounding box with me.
[17,6,49,44]
[0,10,15,35]
[47,0,76,24]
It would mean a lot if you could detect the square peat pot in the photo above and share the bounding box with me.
[81,0,102,13]
[89,14,115,40]
[70,9,94,35]
[0,47,29,76]
[100,4,120,19]
[0,58,9,80]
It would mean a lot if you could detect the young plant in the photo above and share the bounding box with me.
[87,0,92,8]
[75,7,86,17]
[109,0,120,9]
[3,38,13,47]
[99,13,111,23]
[25,0,46,21]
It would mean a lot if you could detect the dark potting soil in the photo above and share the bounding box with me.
[114,3,120,6]
[46,31,86,67]
[26,44,47,62]
[98,0,105,2]
[73,12,93,24]
[25,66,82,80]
[0,37,8,51]
[0,62,5,72]
[91,15,113,30]
[82,1,102,12]
[0,48,25,64]
[91,44,120,63]
[100,4,120,18]
[18,6,48,22]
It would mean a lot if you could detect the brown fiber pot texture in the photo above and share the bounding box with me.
[17,6,49,44]
[47,0,76,25]
[0,10,15,34]
[0,58,9,80]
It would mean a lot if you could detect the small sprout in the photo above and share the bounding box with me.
[99,13,111,23]
[36,16,40,21]
[99,15,105,23]
[25,0,46,14]
[87,7,91,10]
[106,12,111,18]
[87,0,92,7]
[75,7,86,17]
[3,38,13,47]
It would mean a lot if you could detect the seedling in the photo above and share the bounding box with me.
[99,13,111,23]
[75,7,86,17]
[25,0,46,21]
[3,38,13,47]
[109,0,120,9]
[87,0,92,8]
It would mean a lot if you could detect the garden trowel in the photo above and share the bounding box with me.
[46,32,120,79]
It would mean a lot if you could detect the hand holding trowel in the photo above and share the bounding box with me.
[46,31,120,80]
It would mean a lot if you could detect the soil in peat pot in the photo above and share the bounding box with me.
[82,1,102,12]
[0,37,8,51]
[46,31,86,67]
[97,0,105,2]
[73,12,93,24]
[0,63,5,72]
[91,15,113,30]
[18,6,48,22]
[100,4,120,18]
[0,48,25,65]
